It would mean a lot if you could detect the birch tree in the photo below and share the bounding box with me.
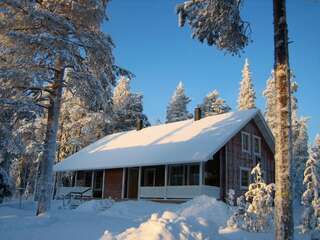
[177,0,293,238]
[238,58,256,110]
[0,0,123,215]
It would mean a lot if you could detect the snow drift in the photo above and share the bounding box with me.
[101,195,232,240]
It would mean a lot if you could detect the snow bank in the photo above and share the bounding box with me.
[101,195,232,240]
[75,199,114,212]
[103,200,177,220]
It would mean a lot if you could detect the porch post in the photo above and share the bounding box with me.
[121,168,126,199]
[138,167,141,200]
[164,165,168,199]
[102,170,105,199]
[91,171,95,197]
[74,171,78,187]
[199,162,203,195]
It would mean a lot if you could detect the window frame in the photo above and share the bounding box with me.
[240,167,251,190]
[241,131,251,153]
[253,135,262,156]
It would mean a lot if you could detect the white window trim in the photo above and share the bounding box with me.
[240,167,251,190]
[253,135,262,156]
[241,131,251,153]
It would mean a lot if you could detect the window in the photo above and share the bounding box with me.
[76,171,92,187]
[204,158,220,186]
[253,135,261,156]
[169,165,184,185]
[186,164,199,185]
[241,132,251,153]
[240,167,250,189]
[144,168,156,186]
[141,166,165,186]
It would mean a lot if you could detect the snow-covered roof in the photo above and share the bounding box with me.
[54,109,274,172]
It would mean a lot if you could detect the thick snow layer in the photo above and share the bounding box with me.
[54,109,265,172]
[0,196,312,240]
[75,199,114,212]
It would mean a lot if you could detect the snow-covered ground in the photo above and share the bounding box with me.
[0,196,311,240]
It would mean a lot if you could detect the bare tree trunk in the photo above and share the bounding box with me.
[273,0,293,239]
[36,59,64,216]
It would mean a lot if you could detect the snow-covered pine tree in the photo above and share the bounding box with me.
[263,70,277,136]
[227,163,275,232]
[0,1,124,215]
[238,58,256,110]
[177,0,249,55]
[0,86,42,199]
[301,135,320,234]
[112,76,149,132]
[57,92,109,161]
[293,117,309,200]
[166,82,192,123]
[201,90,231,116]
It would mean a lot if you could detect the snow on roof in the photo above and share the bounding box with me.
[54,109,266,172]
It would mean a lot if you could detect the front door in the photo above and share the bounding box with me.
[127,167,139,199]
[93,170,103,198]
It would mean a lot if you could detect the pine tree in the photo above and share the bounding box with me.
[301,135,320,234]
[0,1,122,215]
[166,82,192,123]
[112,76,149,132]
[227,163,275,232]
[293,117,309,199]
[263,71,277,136]
[57,92,109,161]
[201,90,231,116]
[238,58,256,110]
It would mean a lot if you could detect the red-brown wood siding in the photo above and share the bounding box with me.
[103,169,123,200]
[224,119,275,199]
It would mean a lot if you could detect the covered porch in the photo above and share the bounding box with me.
[57,149,225,201]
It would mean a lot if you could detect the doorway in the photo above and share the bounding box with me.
[127,167,139,199]
[93,170,103,198]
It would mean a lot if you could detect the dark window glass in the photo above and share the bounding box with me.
[141,166,165,186]
[241,169,249,188]
[253,136,261,155]
[188,164,199,185]
[76,171,92,187]
[242,132,250,152]
[144,168,155,186]
[204,159,220,186]
[169,165,184,186]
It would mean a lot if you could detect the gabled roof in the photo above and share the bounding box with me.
[54,109,274,172]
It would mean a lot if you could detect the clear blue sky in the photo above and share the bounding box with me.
[103,0,320,141]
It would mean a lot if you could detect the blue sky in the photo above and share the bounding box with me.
[103,0,320,141]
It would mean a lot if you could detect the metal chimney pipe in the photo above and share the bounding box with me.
[194,107,201,121]
[136,118,143,130]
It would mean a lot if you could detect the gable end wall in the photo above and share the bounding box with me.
[225,119,275,198]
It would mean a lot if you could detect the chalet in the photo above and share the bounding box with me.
[53,108,275,202]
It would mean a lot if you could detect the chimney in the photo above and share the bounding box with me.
[136,118,143,130]
[194,107,201,121]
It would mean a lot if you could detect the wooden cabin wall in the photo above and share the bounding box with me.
[225,119,275,199]
[103,169,123,200]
